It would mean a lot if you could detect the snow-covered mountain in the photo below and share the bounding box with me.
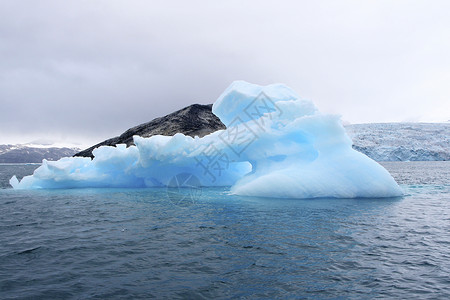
[345,123,449,161]
[0,144,80,163]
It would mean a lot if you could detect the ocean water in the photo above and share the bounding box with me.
[0,162,449,299]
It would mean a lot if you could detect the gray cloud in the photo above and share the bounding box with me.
[1,0,449,146]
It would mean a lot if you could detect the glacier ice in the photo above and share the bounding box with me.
[346,123,450,161]
[10,81,403,198]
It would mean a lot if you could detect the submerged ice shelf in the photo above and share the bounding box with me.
[10,81,402,198]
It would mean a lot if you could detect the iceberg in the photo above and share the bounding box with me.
[10,81,403,198]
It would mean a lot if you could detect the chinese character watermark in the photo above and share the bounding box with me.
[194,143,230,183]
[244,91,283,130]
[218,117,258,157]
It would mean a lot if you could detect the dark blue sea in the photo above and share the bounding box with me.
[1,162,449,299]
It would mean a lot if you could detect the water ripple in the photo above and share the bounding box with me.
[0,163,449,299]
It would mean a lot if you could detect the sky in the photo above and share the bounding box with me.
[1,0,449,147]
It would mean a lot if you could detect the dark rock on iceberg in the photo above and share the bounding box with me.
[74,104,225,158]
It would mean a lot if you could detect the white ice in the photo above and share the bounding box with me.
[10,81,403,198]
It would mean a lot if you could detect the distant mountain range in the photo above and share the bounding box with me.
[2,105,448,163]
[0,144,79,163]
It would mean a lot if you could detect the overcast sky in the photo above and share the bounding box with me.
[1,0,449,146]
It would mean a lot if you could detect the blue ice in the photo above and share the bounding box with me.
[10,81,402,198]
